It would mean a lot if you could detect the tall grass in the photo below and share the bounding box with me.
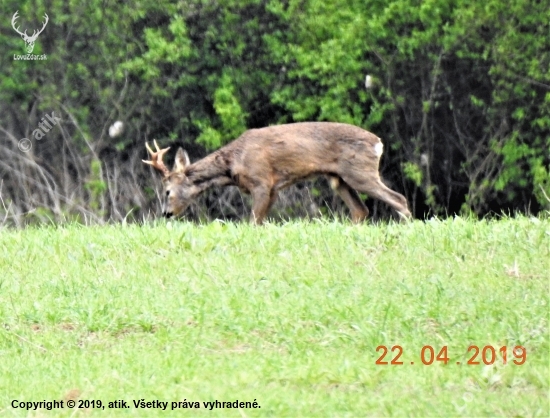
[0,217,548,416]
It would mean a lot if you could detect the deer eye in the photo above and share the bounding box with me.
[166,191,170,197]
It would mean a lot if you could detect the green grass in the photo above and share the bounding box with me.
[0,217,548,417]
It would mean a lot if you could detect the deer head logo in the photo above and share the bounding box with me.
[11,11,49,54]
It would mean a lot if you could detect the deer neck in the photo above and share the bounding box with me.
[185,150,233,194]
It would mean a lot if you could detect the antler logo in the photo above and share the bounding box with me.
[11,11,48,54]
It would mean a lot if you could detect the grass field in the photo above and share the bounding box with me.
[0,217,548,417]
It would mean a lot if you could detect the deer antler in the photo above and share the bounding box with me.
[11,11,48,40]
[143,140,171,177]
[29,13,49,41]
[11,11,25,37]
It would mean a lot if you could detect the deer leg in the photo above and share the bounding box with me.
[328,175,369,223]
[341,173,412,220]
[250,187,278,225]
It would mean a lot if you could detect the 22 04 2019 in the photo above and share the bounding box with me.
[375,345,527,366]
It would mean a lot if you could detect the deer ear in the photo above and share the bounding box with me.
[174,148,190,172]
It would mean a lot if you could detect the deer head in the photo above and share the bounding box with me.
[143,140,194,218]
[12,11,49,54]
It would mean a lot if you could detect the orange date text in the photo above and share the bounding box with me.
[375,345,526,366]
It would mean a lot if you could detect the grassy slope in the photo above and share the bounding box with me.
[0,217,548,417]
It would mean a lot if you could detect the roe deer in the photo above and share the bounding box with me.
[143,122,411,224]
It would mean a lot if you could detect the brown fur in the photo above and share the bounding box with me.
[145,122,412,224]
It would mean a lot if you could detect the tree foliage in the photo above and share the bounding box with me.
[0,0,548,225]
